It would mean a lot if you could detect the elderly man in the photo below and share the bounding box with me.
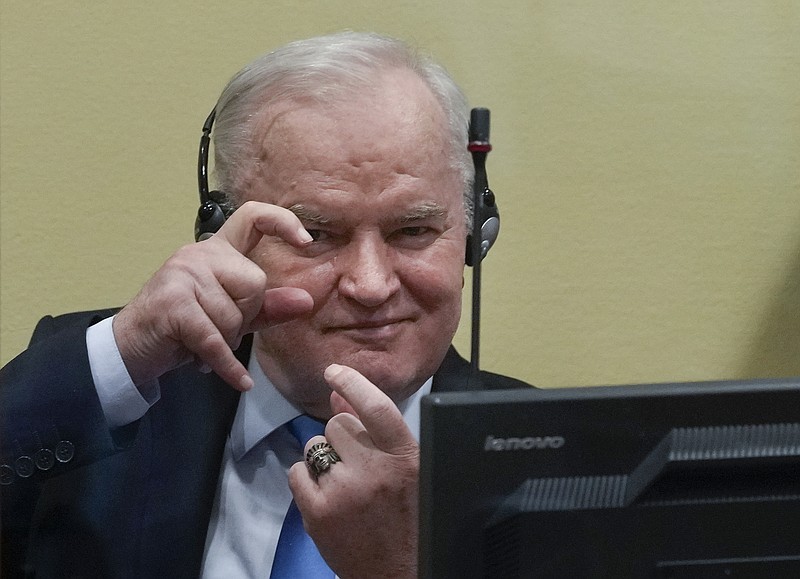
[1,32,527,578]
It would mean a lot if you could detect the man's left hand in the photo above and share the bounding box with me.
[287,364,419,579]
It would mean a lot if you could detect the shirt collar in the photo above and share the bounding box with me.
[229,353,303,461]
[229,344,434,461]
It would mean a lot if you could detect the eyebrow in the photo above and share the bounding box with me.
[287,204,331,225]
[399,202,447,223]
[287,201,448,226]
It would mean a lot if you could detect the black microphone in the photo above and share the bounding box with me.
[466,108,499,266]
[469,107,491,148]
[467,107,499,376]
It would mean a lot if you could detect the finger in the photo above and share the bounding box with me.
[303,434,328,454]
[208,255,269,328]
[192,236,313,336]
[167,242,269,341]
[246,287,314,332]
[178,305,254,391]
[214,201,313,256]
[193,273,254,347]
[288,461,326,513]
[323,364,415,454]
[330,390,358,417]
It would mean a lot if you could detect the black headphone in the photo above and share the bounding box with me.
[195,106,500,264]
[195,108,233,242]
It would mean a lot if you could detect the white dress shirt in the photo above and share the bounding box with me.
[86,315,431,578]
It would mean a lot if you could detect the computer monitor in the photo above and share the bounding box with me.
[419,378,800,578]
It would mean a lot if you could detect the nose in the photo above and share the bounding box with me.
[337,234,401,307]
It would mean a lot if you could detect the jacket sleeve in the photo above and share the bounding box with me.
[0,309,134,487]
[0,310,144,575]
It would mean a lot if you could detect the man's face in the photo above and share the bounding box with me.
[244,68,467,415]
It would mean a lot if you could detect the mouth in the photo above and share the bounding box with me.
[325,318,411,341]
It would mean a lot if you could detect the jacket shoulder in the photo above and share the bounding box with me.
[29,308,120,346]
[433,346,533,393]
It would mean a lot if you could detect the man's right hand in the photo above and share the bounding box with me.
[112,201,314,390]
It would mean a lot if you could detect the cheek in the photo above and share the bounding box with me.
[403,255,465,312]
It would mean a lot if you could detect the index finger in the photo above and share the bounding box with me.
[323,364,416,454]
[213,201,313,255]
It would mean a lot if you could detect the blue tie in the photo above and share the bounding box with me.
[271,415,335,578]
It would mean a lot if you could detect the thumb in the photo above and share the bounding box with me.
[248,287,313,331]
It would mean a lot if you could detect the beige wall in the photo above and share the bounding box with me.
[2,1,799,388]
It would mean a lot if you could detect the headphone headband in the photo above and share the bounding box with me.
[194,108,229,241]
[197,108,216,205]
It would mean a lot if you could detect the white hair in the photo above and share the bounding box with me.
[211,31,474,224]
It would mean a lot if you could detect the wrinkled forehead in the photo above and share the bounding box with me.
[228,68,465,217]
[257,68,448,145]
[256,74,452,173]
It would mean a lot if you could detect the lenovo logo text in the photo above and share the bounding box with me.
[484,435,565,451]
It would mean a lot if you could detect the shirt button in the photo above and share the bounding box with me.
[55,441,75,463]
[0,464,14,485]
[35,448,55,471]
[15,456,35,478]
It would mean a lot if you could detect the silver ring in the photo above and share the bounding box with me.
[305,442,341,477]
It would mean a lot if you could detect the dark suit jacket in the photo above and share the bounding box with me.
[1,310,530,578]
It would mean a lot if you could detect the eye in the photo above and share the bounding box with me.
[390,225,439,249]
[299,228,339,257]
[399,226,428,237]
[305,229,329,242]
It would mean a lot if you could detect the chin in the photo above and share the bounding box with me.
[339,350,429,401]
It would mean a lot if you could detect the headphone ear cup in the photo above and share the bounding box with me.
[194,191,228,241]
[465,187,500,266]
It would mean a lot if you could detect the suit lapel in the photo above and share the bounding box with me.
[432,346,482,393]
[133,337,249,575]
